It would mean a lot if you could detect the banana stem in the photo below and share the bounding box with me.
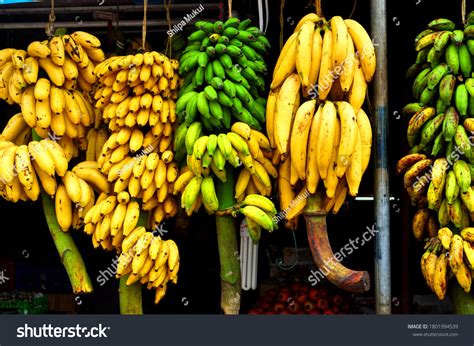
[41,192,93,294]
[450,283,474,314]
[118,211,147,315]
[119,278,143,314]
[215,168,241,315]
[304,191,371,293]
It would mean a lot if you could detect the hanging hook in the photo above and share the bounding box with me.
[275,231,299,270]
[45,0,56,38]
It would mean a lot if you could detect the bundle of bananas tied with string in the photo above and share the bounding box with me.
[177,17,270,131]
[115,226,180,304]
[267,13,376,229]
[398,13,474,300]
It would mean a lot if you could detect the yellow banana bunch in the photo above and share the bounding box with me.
[266,13,375,227]
[0,32,105,106]
[115,227,180,304]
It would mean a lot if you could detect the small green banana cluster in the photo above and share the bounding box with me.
[176,18,270,131]
[399,13,474,300]
[235,194,278,242]
[173,121,277,205]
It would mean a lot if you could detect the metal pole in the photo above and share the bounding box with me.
[370,0,391,314]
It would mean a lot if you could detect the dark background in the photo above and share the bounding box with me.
[0,0,466,314]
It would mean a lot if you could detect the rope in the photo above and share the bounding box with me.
[275,231,299,271]
[142,0,148,51]
[349,0,357,19]
[46,0,55,38]
[462,0,466,24]
[315,0,322,17]
[165,0,172,58]
[228,0,233,18]
[279,0,285,50]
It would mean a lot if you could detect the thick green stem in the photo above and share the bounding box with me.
[41,192,93,294]
[215,168,241,315]
[450,283,474,314]
[119,278,143,314]
[119,210,147,315]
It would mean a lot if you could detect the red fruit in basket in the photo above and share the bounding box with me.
[265,311,275,315]
[273,302,286,314]
[290,283,301,292]
[287,301,301,314]
[260,301,271,311]
[307,308,321,315]
[319,287,329,298]
[280,310,290,315]
[308,288,321,301]
[303,301,315,312]
[316,298,329,311]
[266,289,278,298]
[299,285,309,293]
[331,306,341,314]
[342,303,351,313]
[277,290,290,302]
[323,309,336,315]
[332,294,344,306]
[295,291,307,304]
[248,308,263,315]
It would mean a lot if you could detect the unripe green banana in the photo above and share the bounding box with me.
[428,18,455,31]
[420,113,445,148]
[451,30,464,46]
[442,106,459,141]
[459,44,472,78]
[455,84,469,117]
[453,160,471,192]
[438,74,456,104]
[447,197,463,228]
[445,170,460,204]
[445,43,460,75]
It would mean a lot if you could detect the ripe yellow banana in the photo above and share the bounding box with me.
[274,73,301,158]
[290,100,316,180]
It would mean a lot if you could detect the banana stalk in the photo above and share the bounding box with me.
[450,283,474,314]
[215,167,241,314]
[33,129,93,294]
[41,190,93,293]
[303,190,370,293]
[119,211,147,315]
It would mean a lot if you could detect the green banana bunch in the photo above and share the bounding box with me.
[177,18,270,132]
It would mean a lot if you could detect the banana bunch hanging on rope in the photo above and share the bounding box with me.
[91,51,181,231]
[0,136,69,203]
[92,51,180,132]
[115,227,180,304]
[266,14,376,229]
[0,31,105,105]
[176,18,270,131]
